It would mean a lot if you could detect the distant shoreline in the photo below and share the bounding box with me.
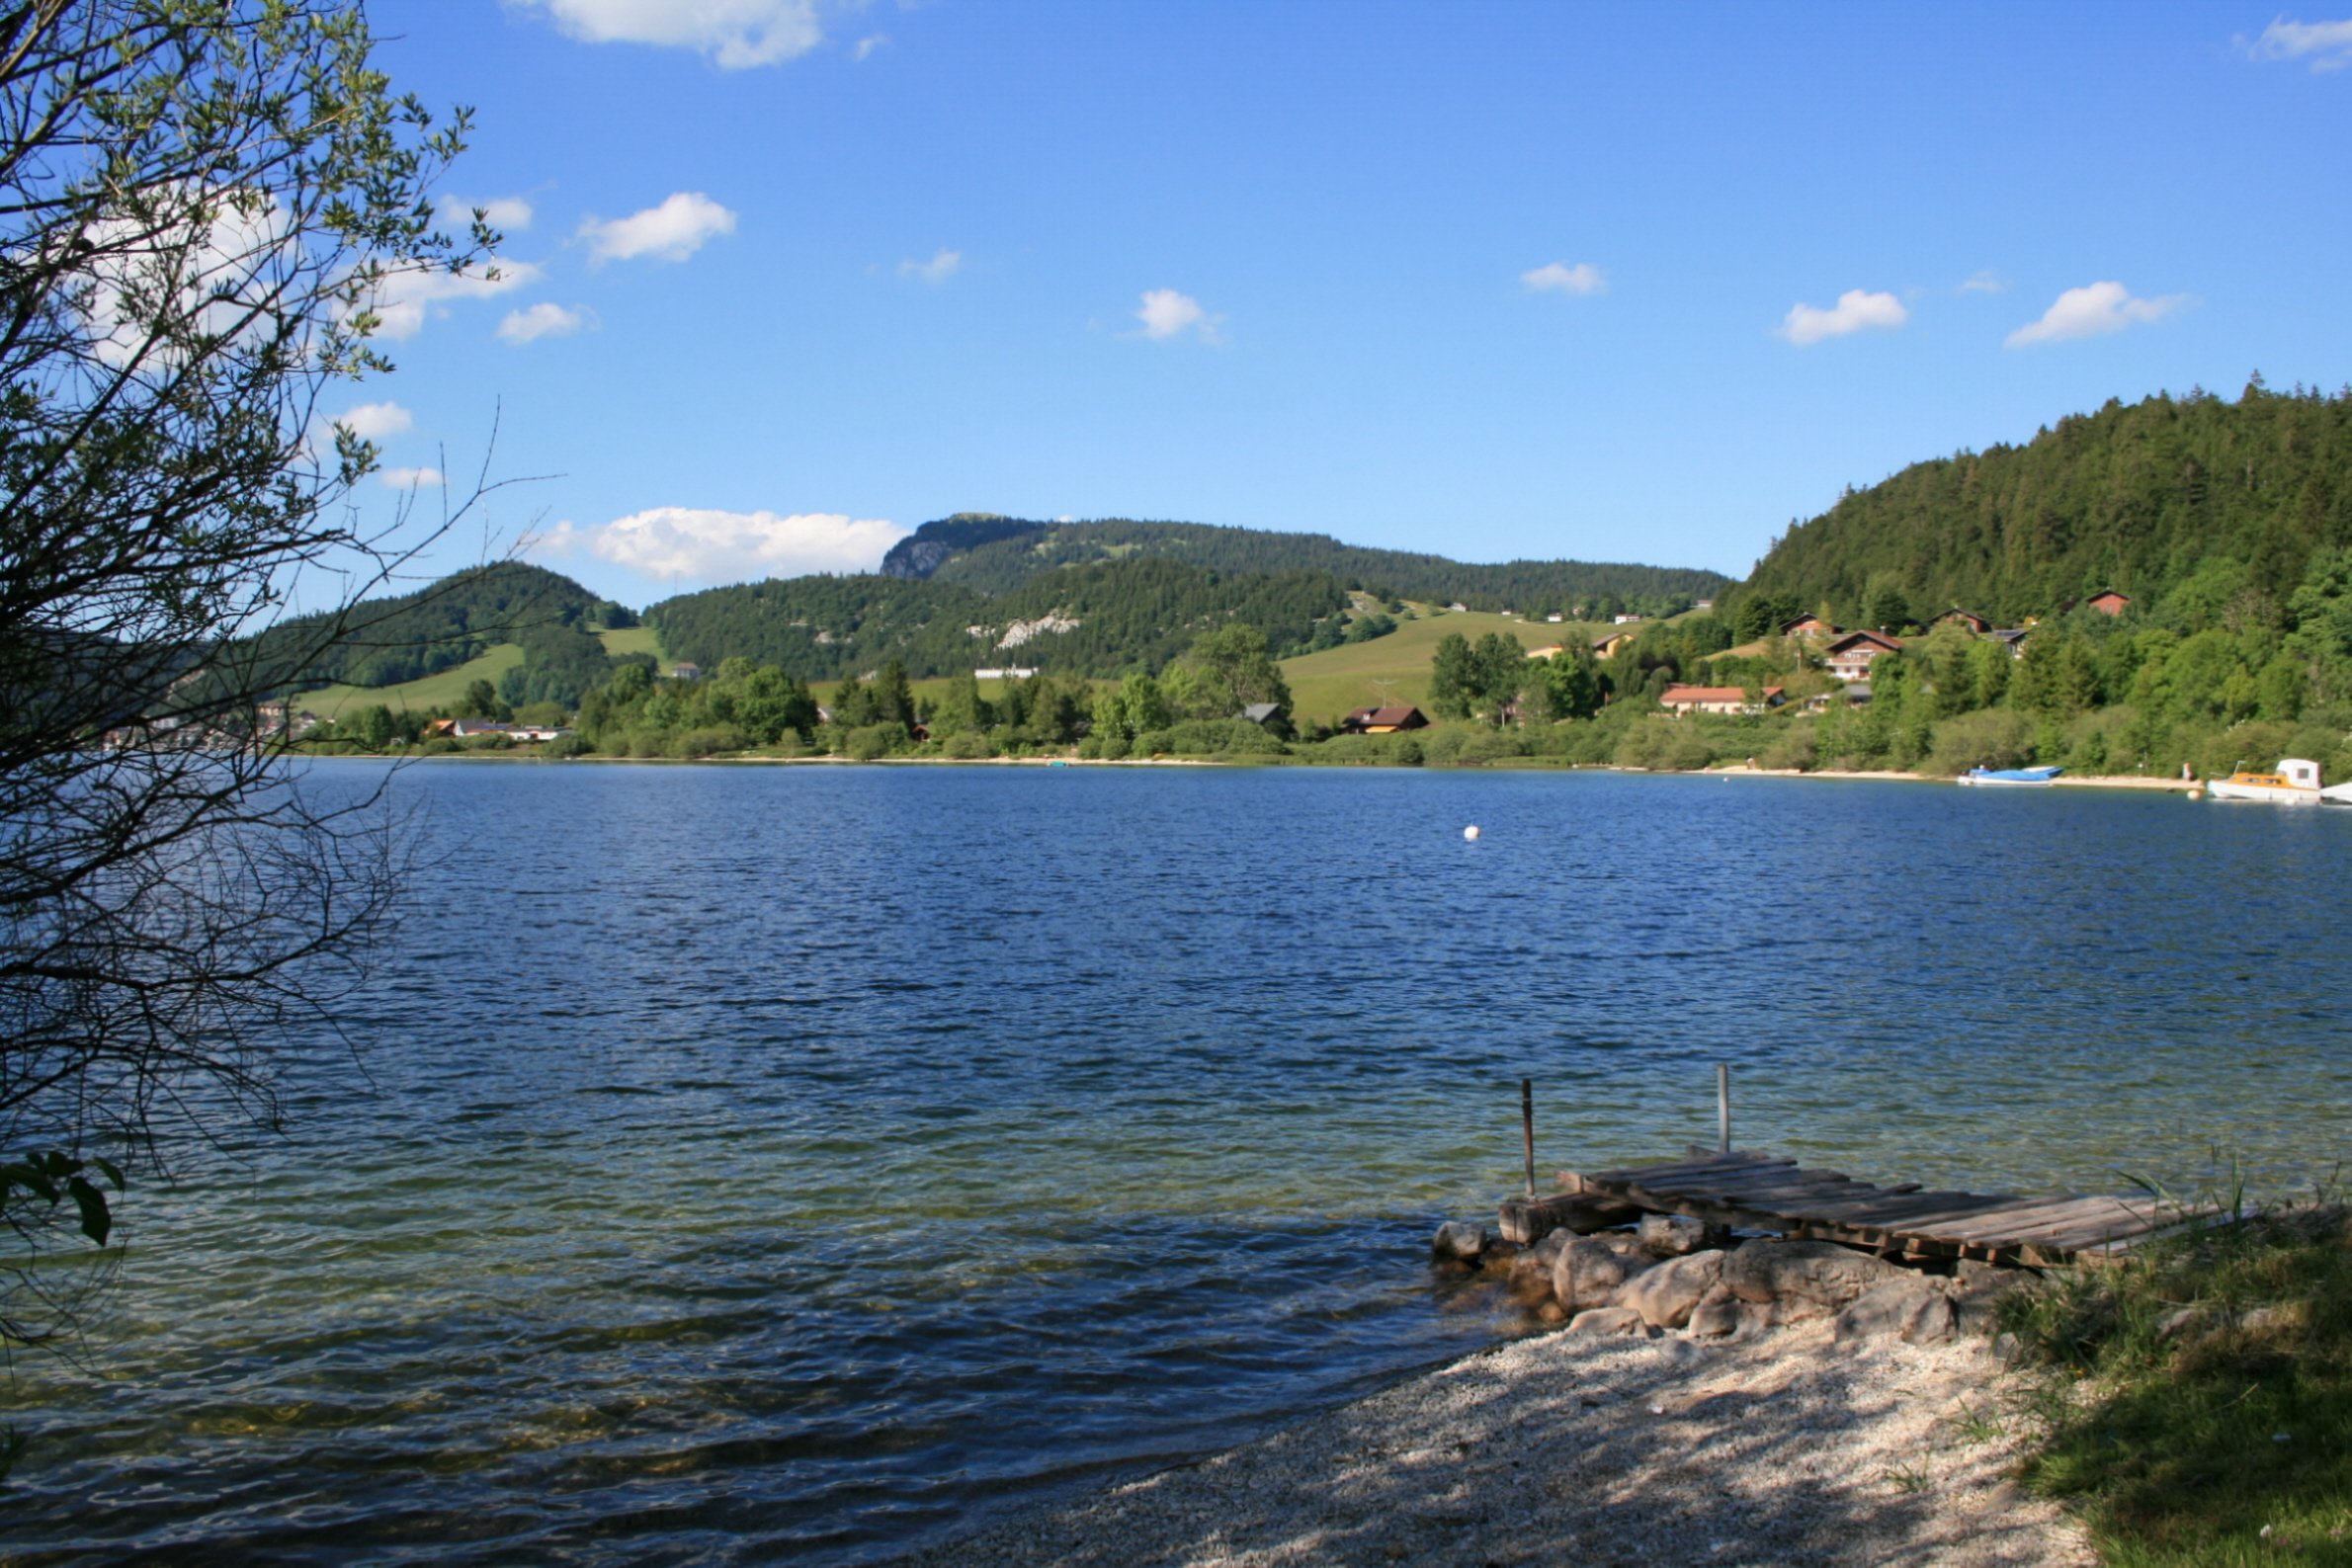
[319,751,2211,790]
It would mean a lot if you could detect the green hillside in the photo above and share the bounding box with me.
[890,514,1731,613]
[296,626,659,718]
[1280,611,1578,723]
[1735,380,2352,628]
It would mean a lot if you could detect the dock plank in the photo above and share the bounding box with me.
[1553,1150,2214,1264]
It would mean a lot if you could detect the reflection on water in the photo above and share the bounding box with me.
[6,764,2350,1562]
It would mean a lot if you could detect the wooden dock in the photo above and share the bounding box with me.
[1548,1149,2215,1267]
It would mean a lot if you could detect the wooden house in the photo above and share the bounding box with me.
[1341,704,1429,735]
[1822,629,1901,683]
[1932,607,1992,634]
[1781,614,1838,640]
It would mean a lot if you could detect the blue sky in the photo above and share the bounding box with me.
[348,0,2352,607]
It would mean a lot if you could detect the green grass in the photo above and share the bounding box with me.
[2003,1205,2352,1564]
[598,625,663,660]
[1279,611,1590,724]
[293,625,663,719]
[295,643,527,719]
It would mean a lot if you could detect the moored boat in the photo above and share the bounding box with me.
[1957,765,2063,786]
[2206,757,2329,804]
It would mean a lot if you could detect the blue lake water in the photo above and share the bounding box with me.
[7,762,2351,1562]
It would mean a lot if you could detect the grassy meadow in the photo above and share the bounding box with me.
[1278,609,1588,724]
[294,627,662,718]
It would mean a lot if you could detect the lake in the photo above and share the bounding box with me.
[7,762,2350,1563]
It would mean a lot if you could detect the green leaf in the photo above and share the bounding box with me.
[66,1176,112,1247]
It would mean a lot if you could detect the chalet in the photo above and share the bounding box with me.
[670,662,703,681]
[1932,607,1992,634]
[1612,613,1644,625]
[1546,613,1564,623]
[1986,627,2030,658]
[2087,590,2131,616]
[1238,701,1288,729]
[1659,684,1786,715]
[449,717,516,738]
[972,667,1038,681]
[1823,629,1901,683]
[1341,704,1429,735]
[1592,629,1639,658]
[1781,614,1838,640]
[1695,598,1715,612]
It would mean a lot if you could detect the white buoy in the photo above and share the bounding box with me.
[1463,825,1480,841]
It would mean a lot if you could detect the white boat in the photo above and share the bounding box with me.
[2203,758,2352,805]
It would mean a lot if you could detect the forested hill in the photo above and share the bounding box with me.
[261,561,619,690]
[1736,381,2352,626]
[881,514,1733,612]
[647,558,1345,681]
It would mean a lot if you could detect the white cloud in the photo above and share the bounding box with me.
[1777,289,1909,346]
[439,196,535,234]
[2240,16,2352,70]
[578,193,738,264]
[1960,270,2005,294]
[854,34,888,60]
[498,301,594,344]
[2005,281,2189,347]
[360,257,543,340]
[334,401,413,441]
[536,507,908,582]
[898,249,962,285]
[1521,261,1606,295]
[1136,288,1216,341]
[377,465,445,489]
[517,0,822,69]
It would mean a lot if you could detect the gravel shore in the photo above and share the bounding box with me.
[899,1322,2092,1568]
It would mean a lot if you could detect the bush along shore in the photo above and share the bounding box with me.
[1433,1192,2352,1566]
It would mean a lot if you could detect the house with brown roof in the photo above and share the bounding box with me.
[1659,684,1786,715]
[1782,614,1838,640]
[1823,629,1902,683]
[1341,704,1430,735]
[1932,607,1993,634]
[2087,590,2131,616]
[1592,629,1639,658]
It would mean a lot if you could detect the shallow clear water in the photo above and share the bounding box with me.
[7,763,2351,1562]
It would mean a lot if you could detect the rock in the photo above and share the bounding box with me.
[1950,1263,2033,1338]
[1638,1213,1721,1257]
[1835,1279,1959,1345]
[1685,1296,1743,1339]
[2156,1306,2211,1343]
[1992,1330,2030,1368]
[1432,1221,1487,1263]
[1722,1238,1907,1319]
[1618,1250,1726,1330]
[1565,1305,1655,1339]
[1552,1235,1655,1312]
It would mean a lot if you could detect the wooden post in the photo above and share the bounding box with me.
[1717,1062,1731,1154]
[1521,1078,1536,1199]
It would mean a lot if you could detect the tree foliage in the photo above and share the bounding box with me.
[0,0,483,1354]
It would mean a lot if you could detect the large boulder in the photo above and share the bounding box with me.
[1833,1279,1957,1345]
[1950,1259,2034,1338]
[1722,1239,1907,1319]
[1618,1250,1726,1330]
[1552,1234,1655,1312]
[1638,1213,1723,1257]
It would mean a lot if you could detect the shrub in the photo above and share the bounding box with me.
[844,723,900,762]
[941,730,997,760]
[1926,708,2038,776]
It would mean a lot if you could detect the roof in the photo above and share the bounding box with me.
[1781,615,1837,631]
[1240,702,1285,722]
[1659,685,1785,704]
[1935,607,1991,626]
[1824,629,1902,654]
[1345,705,1425,725]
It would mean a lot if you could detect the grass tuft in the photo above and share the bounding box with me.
[2002,1204,2352,1564]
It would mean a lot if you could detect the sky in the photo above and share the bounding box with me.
[344,0,2352,608]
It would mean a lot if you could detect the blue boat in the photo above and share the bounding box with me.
[1957,764,2063,787]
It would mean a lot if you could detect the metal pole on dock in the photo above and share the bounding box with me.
[1521,1078,1536,1199]
[1717,1063,1731,1154]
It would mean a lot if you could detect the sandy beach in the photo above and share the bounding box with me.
[900,1322,2090,1568]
